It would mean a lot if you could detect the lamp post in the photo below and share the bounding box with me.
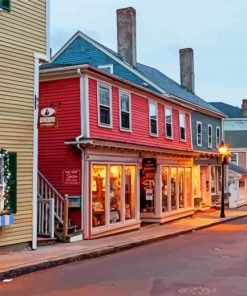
[218,141,229,218]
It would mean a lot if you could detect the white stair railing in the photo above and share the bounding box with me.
[38,171,68,238]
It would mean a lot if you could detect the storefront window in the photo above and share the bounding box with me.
[170,168,177,210]
[125,166,136,220]
[193,166,200,196]
[92,165,106,227]
[211,166,216,194]
[109,165,122,224]
[162,167,168,212]
[185,168,192,207]
[178,168,184,208]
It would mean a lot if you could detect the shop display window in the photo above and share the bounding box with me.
[185,168,192,207]
[109,165,122,224]
[170,168,177,210]
[125,166,136,220]
[193,166,200,196]
[178,168,184,208]
[92,165,106,227]
[162,167,168,212]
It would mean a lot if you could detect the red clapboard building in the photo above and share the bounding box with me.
[39,65,197,240]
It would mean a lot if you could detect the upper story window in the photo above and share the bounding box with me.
[165,107,173,139]
[208,125,212,148]
[98,64,113,74]
[196,121,202,146]
[98,84,112,128]
[216,126,221,146]
[0,0,11,12]
[230,152,238,165]
[119,91,131,131]
[179,112,186,141]
[149,101,158,136]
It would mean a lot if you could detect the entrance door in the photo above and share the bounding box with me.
[200,166,210,205]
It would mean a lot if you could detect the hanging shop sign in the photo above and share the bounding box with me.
[63,169,80,186]
[141,158,156,189]
[38,107,57,128]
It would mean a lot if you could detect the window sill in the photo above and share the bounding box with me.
[98,124,113,129]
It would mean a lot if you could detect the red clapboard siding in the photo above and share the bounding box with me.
[39,78,81,197]
[89,78,192,150]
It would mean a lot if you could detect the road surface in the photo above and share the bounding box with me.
[1,218,247,296]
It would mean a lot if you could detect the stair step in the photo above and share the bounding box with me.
[37,237,57,247]
[66,230,83,243]
[57,225,78,233]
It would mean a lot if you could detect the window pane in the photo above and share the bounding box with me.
[211,167,216,194]
[110,165,122,224]
[166,123,172,138]
[197,123,201,133]
[179,113,185,128]
[180,127,185,140]
[185,168,192,207]
[92,165,106,227]
[170,168,177,210]
[125,166,136,220]
[100,106,110,125]
[149,102,157,117]
[193,166,200,196]
[165,108,172,124]
[121,112,130,129]
[121,94,129,112]
[162,167,168,212]
[151,119,157,134]
[99,86,110,106]
[178,168,184,208]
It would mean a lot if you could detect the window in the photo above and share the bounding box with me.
[0,0,11,12]
[165,107,173,138]
[196,121,202,146]
[216,126,221,146]
[149,101,158,136]
[208,125,212,148]
[179,113,186,141]
[230,153,238,165]
[0,156,4,208]
[98,84,112,127]
[119,91,131,131]
[98,64,113,74]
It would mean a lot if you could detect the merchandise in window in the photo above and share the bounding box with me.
[185,168,192,207]
[193,166,200,196]
[178,168,184,208]
[125,166,136,220]
[149,102,158,135]
[170,168,177,210]
[109,165,122,224]
[165,108,172,138]
[179,113,186,141]
[98,85,111,126]
[162,167,168,212]
[120,92,130,130]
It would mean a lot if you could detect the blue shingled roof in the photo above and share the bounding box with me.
[210,102,243,118]
[41,31,224,116]
[136,63,223,114]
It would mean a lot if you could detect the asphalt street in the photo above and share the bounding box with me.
[1,218,247,296]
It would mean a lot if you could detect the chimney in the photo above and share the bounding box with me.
[179,48,195,93]
[117,7,137,67]
[242,99,247,116]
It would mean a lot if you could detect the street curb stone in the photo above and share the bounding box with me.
[1,214,246,280]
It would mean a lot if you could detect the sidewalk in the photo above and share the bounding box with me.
[1,207,247,280]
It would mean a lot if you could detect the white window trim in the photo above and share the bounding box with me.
[208,124,213,148]
[165,106,173,139]
[119,90,132,132]
[179,112,186,142]
[98,64,113,74]
[216,126,221,147]
[149,100,158,137]
[97,82,113,129]
[196,121,202,147]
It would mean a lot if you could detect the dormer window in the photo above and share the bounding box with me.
[98,64,113,74]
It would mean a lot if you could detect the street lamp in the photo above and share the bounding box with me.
[218,141,230,218]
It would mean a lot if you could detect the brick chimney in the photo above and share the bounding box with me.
[117,7,137,67]
[179,48,195,93]
[242,99,247,116]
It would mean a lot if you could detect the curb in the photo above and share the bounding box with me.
[1,214,247,280]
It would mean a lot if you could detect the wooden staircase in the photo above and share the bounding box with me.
[37,171,82,242]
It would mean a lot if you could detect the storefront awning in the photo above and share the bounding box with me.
[64,137,199,158]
